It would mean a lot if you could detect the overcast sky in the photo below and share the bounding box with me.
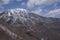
[0,0,60,18]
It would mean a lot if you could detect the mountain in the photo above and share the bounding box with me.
[0,8,60,40]
[0,8,40,26]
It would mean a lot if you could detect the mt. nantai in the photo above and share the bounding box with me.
[0,8,60,40]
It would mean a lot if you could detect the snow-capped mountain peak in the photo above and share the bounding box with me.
[8,8,28,14]
[7,8,29,17]
[0,8,42,27]
[0,8,29,25]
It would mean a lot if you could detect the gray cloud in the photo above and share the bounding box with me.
[27,0,60,8]
[2,0,10,4]
[16,0,22,2]
[45,9,60,18]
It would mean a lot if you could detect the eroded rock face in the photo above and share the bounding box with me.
[0,8,60,40]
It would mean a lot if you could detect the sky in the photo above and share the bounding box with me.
[0,0,60,18]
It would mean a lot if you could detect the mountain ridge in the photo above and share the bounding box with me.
[0,8,60,40]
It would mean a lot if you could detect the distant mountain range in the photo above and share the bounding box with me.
[0,8,60,40]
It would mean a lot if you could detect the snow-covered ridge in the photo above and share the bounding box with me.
[8,8,28,14]
[0,8,29,17]
[7,8,29,16]
[0,8,29,24]
[0,8,42,27]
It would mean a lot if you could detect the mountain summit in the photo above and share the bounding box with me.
[0,8,29,26]
[0,8,45,27]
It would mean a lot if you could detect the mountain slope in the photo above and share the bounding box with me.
[0,8,60,40]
